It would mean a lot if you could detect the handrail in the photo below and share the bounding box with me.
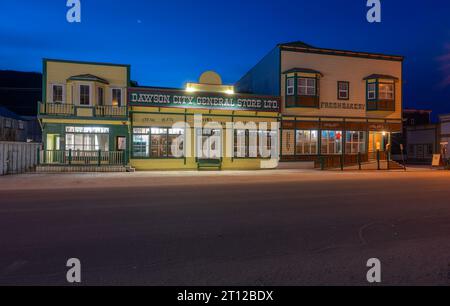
[40,150,125,166]
[39,102,127,117]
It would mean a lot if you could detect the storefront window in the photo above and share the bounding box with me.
[133,129,150,157]
[133,127,184,158]
[296,130,318,155]
[234,130,276,158]
[345,131,366,154]
[65,126,109,151]
[321,130,342,155]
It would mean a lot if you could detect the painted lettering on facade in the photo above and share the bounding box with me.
[129,89,280,112]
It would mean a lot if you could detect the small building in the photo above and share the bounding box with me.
[440,114,450,159]
[406,124,439,164]
[0,106,28,142]
[236,41,404,166]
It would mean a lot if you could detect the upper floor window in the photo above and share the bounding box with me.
[379,83,394,100]
[52,85,64,103]
[298,78,316,96]
[337,81,349,100]
[97,87,104,106]
[18,121,25,130]
[112,88,122,107]
[5,119,12,128]
[286,78,295,96]
[79,85,91,106]
[367,83,377,100]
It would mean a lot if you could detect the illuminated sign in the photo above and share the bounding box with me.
[129,88,280,112]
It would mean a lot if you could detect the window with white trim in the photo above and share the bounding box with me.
[52,84,64,103]
[65,126,110,151]
[338,81,349,100]
[112,88,122,107]
[296,130,318,155]
[286,78,294,96]
[79,85,91,105]
[321,130,343,155]
[367,83,376,100]
[298,78,316,96]
[379,83,394,100]
[97,87,104,106]
[345,131,366,154]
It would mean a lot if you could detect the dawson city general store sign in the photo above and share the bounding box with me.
[129,89,280,112]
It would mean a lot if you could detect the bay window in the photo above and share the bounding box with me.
[379,83,394,100]
[298,78,316,96]
[79,85,91,105]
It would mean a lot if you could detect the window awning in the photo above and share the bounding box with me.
[67,74,109,84]
[363,74,399,81]
[282,68,323,77]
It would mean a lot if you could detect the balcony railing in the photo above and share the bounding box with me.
[39,150,126,166]
[38,102,127,118]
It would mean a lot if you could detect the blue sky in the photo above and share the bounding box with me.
[1,0,450,118]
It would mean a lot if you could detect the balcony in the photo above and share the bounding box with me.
[38,102,127,118]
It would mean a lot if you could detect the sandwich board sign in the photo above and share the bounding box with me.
[432,154,441,167]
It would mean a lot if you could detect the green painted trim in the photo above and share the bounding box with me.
[43,58,130,68]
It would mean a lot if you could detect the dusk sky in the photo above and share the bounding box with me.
[1,0,450,119]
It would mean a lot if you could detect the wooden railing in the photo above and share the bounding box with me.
[39,102,127,118]
[39,150,126,166]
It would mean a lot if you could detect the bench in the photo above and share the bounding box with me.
[197,159,222,170]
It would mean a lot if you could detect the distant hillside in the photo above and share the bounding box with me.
[0,70,42,116]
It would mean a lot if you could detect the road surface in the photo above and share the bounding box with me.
[1,169,450,285]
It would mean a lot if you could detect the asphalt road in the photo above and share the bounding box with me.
[1,169,450,285]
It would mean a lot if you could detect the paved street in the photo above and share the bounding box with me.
[1,169,450,285]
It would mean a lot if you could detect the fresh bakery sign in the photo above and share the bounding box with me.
[129,89,280,112]
[321,101,366,110]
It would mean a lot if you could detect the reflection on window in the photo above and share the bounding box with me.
[298,78,316,96]
[234,130,276,158]
[132,127,184,158]
[345,131,366,154]
[296,130,318,155]
[321,130,342,155]
[65,127,109,151]
[379,83,394,100]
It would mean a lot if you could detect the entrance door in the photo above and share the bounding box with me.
[196,128,222,159]
[46,134,61,163]
[369,132,390,160]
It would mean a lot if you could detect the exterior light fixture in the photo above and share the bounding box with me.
[225,89,234,95]
[186,87,196,93]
